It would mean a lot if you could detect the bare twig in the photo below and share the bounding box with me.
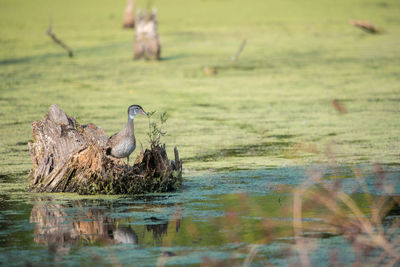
[231,40,247,64]
[46,15,73,58]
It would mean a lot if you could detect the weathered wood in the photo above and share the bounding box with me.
[123,0,136,28]
[134,9,161,60]
[28,104,182,194]
[173,146,182,172]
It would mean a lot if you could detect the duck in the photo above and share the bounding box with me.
[106,105,148,165]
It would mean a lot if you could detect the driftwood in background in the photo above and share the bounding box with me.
[46,16,73,58]
[332,99,347,114]
[123,0,136,28]
[350,20,379,34]
[28,104,182,194]
[134,9,161,60]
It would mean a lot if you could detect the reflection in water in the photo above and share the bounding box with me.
[146,217,169,240]
[29,198,182,255]
[14,166,399,266]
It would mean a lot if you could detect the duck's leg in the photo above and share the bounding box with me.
[127,156,130,165]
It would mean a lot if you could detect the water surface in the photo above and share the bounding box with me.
[1,164,398,266]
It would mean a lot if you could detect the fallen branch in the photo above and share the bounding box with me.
[46,16,74,57]
[350,20,379,34]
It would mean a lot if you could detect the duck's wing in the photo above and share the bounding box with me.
[106,132,119,156]
[106,132,119,147]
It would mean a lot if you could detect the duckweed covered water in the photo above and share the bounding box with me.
[1,0,400,265]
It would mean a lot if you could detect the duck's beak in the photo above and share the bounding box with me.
[141,109,148,117]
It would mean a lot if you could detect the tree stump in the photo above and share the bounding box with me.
[123,0,135,28]
[28,104,182,194]
[134,9,161,60]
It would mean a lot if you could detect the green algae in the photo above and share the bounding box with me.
[184,141,293,162]
[1,0,400,178]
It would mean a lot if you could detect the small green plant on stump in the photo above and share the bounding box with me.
[146,111,168,148]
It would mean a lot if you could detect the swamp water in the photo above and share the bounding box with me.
[0,163,399,266]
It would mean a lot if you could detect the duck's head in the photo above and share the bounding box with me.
[128,105,148,119]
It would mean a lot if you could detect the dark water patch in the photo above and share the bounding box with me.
[98,105,119,110]
[194,103,212,107]
[0,52,67,65]
[204,166,256,173]
[268,134,298,139]
[232,65,256,71]
[168,31,204,37]
[193,102,228,111]
[384,162,400,167]
[234,122,259,134]
[9,147,29,153]
[160,54,186,61]
[15,141,28,146]
[337,139,368,144]
[333,98,354,103]
[185,141,293,162]
[0,97,17,103]
[90,115,124,120]
[367,97,400,102]
[386,199,400,217]
[302,232,339,239]
[0,194,11,210]
[75,42,127,55]
[197,116,228,123]
[0,42,131,66]
[0,174,10,181]
[216,65,256,71]
[0,162,30,167]
[0,171,29,182]
[0,195,33,248]
[375,1,389,8]
[1,120,30,127]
